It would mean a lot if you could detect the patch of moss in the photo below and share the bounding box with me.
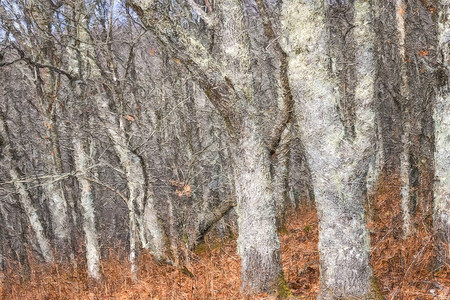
[194,242,208,254]
[276,275,292,299]
[370,276,384,300]
[278,225,288,235]
[180,265,195,278]
[303,224,312,232]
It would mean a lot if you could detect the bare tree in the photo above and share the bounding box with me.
[282,0,378,297]
[128,0,292,294]
[72,131,102,280]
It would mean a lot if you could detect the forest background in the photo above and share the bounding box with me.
[0,0,448,298]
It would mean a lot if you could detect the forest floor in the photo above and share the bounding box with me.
[1,179,449,299]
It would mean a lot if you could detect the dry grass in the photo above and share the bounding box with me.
[368,176,449,299]
[1,179,448,299]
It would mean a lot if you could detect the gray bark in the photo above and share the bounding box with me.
[373,0,403,176]
[129,0,287,293]
[282,1,376,298]
[43,180,70,249]
[95,94,167,276]
[404,0,437,223]
[40,120,72,253]
[272,128,291,229]
[434,0,450,267]
[232,121,283,294]
[0,112,54,264]
[73,135,102,280]
[188,198,236,250]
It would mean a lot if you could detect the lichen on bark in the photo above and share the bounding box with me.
[281,0,377,298]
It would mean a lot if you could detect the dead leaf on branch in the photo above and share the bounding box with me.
[125,114,135,121]
[170,180,192,197]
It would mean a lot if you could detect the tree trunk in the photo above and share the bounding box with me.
[43,181,70,250]
[373,0,404,177]
[282,1,377,298]
[47,118,76,250]
[272,128,291,229]
[232,121,284,294]
[0,112,54,263]
[96,95,167,274]
[73,135,102,280]
[188,198,236,250]
[396,0,414,237]
[129,0,289,294]
[41,122,72,252]
[404,0,438,229]
[143,190,167,260]
[400,116,413,236]
[434,0,450,267]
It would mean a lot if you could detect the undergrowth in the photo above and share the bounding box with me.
[1,177,448,299]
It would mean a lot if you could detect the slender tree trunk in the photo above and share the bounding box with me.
[282,1,377,297]
[0,112,54,263]
[404,0,438,228]
[0,204,31,278]
[400,116,413,237]
[396,0,414,237]
[43,180,70,249]
[43,121,72,252]
[10,171,54,264]
[95,100,141,279]
[96,95,167,268]
[272,128,291,229]
[434,0,450,267]
[73,135,102,280]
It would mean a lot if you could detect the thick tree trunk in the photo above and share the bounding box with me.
[73,136,102,280]
[129,0,289,294]
[217,0,286,292]
[232,121,284,294]
[143,190,167,260]
[434,0,450,267]
[282,1,377,298]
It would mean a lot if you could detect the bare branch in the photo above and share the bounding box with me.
[127,0,240,131]
[256,1,294,154]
